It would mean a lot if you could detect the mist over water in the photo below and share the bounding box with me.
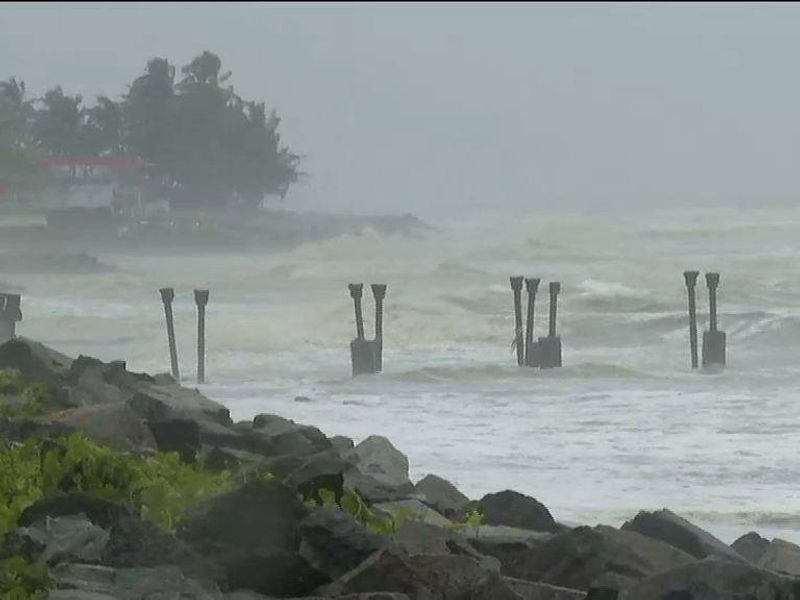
[11,203,800,544]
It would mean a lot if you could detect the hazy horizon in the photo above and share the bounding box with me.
[4,2,800,219]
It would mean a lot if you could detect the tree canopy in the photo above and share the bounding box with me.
[0,51,301,209]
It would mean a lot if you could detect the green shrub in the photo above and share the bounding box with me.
[0,432,236,540]
[0,370,46,418]
[0,555,51,599]
[309,487,412,537]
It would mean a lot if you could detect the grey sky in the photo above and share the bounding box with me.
[2,2,800,218]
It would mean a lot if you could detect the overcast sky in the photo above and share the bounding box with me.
[3,2,800,218]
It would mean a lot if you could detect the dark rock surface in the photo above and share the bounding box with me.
[621,508,745,562]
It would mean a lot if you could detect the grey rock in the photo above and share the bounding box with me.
[731,531,770,564]
[316,549,524,599]
[43,403,157,455]
[348,435,411,490]
[178,478,326,596]
[344,468,415,504]
[5,514,109,564]
[48,562,222,599]
[298,505,391,580]
[620,557,800,599]
[413,474,470,519]
[473,490,559,533]
[331,435,355,454]
[758,537,800,576]
[501,525,695,592]
[621,508,745,562]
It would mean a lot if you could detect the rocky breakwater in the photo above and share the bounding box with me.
[0,337,797,598]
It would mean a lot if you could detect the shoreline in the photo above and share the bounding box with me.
[0,337,795,597]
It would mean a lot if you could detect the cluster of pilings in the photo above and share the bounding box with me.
[348,283,386,377]
[510,277,562,369]
[683,271,726,370]
[0,293,22,344]
[159,287,210,383]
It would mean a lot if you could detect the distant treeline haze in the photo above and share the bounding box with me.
[0,51,301,209]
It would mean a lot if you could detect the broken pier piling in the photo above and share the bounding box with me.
[349,283,387,377]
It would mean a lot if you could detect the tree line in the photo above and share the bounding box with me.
[0,51,301,209]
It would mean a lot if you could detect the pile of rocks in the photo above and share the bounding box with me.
[0,338,797,599]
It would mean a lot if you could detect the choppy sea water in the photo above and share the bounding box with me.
[11,205,800,545]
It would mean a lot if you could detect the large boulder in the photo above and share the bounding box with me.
[348,435,411,490]
[177,478,326,596]
[620,557,800,599]
[47,562,222,599]
[7,492,213,582]
[757,538,800,576]
[298,505,392,580]
[2,514,109,564]
[267,449,351,504]
[731,531,770,564]
[621,508,745,562]
[43,403,157,455]
[145,418,201,462]
[316,549,525,599]
[473,490,559,533]
[500,525,695,592]
[414,474,470,519]
[344,469,415,504]
[197,415,332,462]
[0,338,73,396]
[464,525,552,577]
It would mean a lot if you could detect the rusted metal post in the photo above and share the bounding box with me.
[348,283,365,339]
[510,276,524,366]
[702,272,726,368]
[524,278,540,367]
[159,287,180,381]
[683,271,699,369]
[194,289,209,384]
[371,284,387,372]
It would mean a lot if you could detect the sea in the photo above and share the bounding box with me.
[11,203,800,545]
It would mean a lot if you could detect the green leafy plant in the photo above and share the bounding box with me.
[0,370,47,418]
[309,487,413,537]
[450,509,485,530]
[0,555,51,599]
[0,432,236,541]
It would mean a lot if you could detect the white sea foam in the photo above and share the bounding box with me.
[10,205,800,544]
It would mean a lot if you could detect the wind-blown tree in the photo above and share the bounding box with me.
[82,96,124,155]
[0,78,41,192]
[123,51,301,210]
[0,78,33,147]
[31,87,83,155]
[123,57,177,176]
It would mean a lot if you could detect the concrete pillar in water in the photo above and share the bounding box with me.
[349,283,378,377]
[538,281,562,369]
[510,276,524,366]
[683,270,700,369]
[348,283,365,339]
[371,284,387,372]
[159,287,180,381]
[524,278,540,367]
[702,272,726,368]
[194,289,209,384]
[0,294,21,343]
